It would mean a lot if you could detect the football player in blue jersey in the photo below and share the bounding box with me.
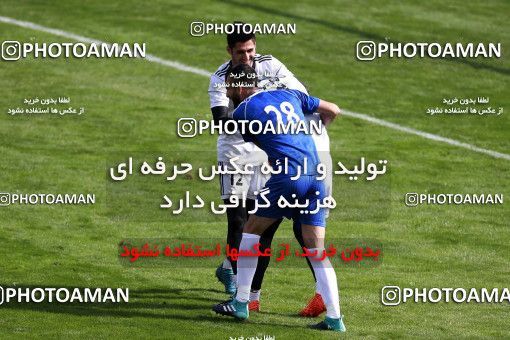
[212,64,346,332]
[210,26,332,316]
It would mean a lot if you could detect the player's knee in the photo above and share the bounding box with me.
[243,215,276,235]
[301,225,325,248]
[227,207,247,231]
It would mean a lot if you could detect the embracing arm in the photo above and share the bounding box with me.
[316,100,341,127]
[211,106,230,124]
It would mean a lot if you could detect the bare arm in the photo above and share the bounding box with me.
[316,100,341,127]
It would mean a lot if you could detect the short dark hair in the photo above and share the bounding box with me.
[227,63,257,88]
[227,22,256,48]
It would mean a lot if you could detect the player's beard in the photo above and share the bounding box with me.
[231,92,242,108]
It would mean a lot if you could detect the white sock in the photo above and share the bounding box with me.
[235,233,261,303]
[308,247,341,319]
[222,258,232,270]
[250,289,261,302]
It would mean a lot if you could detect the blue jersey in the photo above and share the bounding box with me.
[231,89,321,175]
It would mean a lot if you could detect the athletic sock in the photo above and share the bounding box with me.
[307,247,341,319]
[222,258,232,270]
[250,289,261,302]
[235,233,261,303]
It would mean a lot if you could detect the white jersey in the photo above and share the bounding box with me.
[208,54,330,166]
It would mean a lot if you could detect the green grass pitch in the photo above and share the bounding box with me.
[0,0,508,338]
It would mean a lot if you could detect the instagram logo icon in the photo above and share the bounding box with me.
[381,286,401,306]
[1,41,21,61]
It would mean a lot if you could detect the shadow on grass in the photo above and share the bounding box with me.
[0,284,305,329]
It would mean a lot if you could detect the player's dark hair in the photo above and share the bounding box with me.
[228,63,258,88]
[227,22,256,48]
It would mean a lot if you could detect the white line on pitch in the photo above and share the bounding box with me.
[0,15,211,77]
[343,110,509,160]
[1,15,508,161]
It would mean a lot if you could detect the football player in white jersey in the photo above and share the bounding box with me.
[208,26,333,316]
